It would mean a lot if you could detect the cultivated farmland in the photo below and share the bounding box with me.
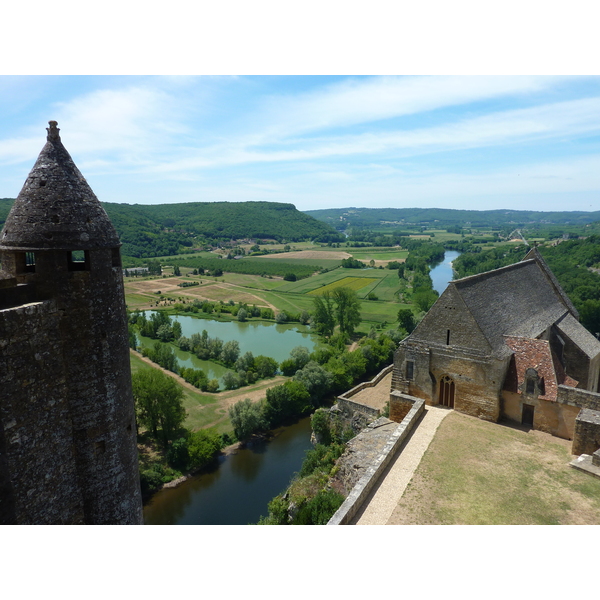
[307,276,378,296]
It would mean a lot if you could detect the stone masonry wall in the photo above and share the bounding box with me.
[0,301,85,524]
[572,409,600,456]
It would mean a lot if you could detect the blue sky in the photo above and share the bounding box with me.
[1,75,599,213]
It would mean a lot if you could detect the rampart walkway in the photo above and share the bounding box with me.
[350,405,450,525]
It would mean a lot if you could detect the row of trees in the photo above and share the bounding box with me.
[228,329,403,442]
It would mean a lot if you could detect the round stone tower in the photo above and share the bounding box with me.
[0,122,142,524]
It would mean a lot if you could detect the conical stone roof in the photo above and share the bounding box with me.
[0,121,120,251]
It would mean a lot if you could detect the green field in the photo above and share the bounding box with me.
[125,244,428,337]
[307,276,378,296]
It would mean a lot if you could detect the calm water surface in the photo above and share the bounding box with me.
[143,417,313,525]
[430,250,460,295]
[137,313,319,383]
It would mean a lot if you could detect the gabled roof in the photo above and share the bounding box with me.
[522,247,579,319]
[503,336,578,401]
[0,121,120,251]
[451,258,571,356]
[555,312,600,359]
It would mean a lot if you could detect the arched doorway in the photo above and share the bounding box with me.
[438,375,455,408]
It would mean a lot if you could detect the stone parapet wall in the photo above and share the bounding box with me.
[389,390,416,422]
[338,365,393,401]
[336,364,393,420]
[328,396,425,525]
[572,408,600,456]
[558,385,600,411]
[335,397,380,420]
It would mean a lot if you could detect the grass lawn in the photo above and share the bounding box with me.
[130,352,227,433]
[390,411,600,525]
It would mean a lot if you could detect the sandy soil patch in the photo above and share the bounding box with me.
[127,278,188,294]
[254,250,352,260]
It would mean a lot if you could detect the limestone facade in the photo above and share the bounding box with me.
[391,248,600,455]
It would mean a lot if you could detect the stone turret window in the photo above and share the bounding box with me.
[111,248,122,268]
[406,360,414,380]
[68,250,90,272]
[446,329,451,345]
[14,252,36,274]
[25,252,36,272]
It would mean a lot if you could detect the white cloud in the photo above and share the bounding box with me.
[255,75,564,137]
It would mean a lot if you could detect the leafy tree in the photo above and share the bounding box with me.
[264,380,311,427]
[413,289,439,312]
[332,287,362,336]
[221,340,240,365]
[312,291,336,337]
[293,361,333,403]
[187,429,222,468]
[237,308,248,322]
[172,320,182,340]
[254,355,278,378]
[290,346,311,370]
[235,351,255,373]
[397,308,416,333]
[229,398,267,441]
[223,371,242,390]
[132,368,186,449]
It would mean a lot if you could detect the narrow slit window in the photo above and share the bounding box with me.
[446,329,451,345]
[111,247,122,268]
[406,360,414,380]
[25,252,36,273]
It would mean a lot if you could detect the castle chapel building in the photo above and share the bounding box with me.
[392,248,600,454]
[0,122,142,524]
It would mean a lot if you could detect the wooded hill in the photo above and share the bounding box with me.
[306,207,600,230]
[0,199,340,258]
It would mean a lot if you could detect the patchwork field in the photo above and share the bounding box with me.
[307,276,378,296]
[254,250,352,261]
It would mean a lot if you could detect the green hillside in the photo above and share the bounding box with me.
[306,207,600,230]
[0,199,341,258]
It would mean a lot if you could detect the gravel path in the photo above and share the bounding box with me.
[351,405,450,525]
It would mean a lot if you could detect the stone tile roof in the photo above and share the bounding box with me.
[555,312,600,359]
[503,336,578,402]
[0,121,120,251]
[452,259,570,357]
[523,247,579,319]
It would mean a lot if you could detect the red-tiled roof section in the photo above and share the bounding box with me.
[503,336,578,402]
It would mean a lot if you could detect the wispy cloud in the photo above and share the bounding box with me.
[1,75,599,211]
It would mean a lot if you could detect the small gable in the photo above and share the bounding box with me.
[503,336,578,402]
[409,284,492,353]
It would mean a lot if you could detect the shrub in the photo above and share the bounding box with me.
[294,489,345,525]
[187,429,222,469]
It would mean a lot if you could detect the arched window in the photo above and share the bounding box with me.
[438,375,455,408]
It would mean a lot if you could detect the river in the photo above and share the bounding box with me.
[143,417,313,525]
[430,250,460,295]
[142,251,458,525]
